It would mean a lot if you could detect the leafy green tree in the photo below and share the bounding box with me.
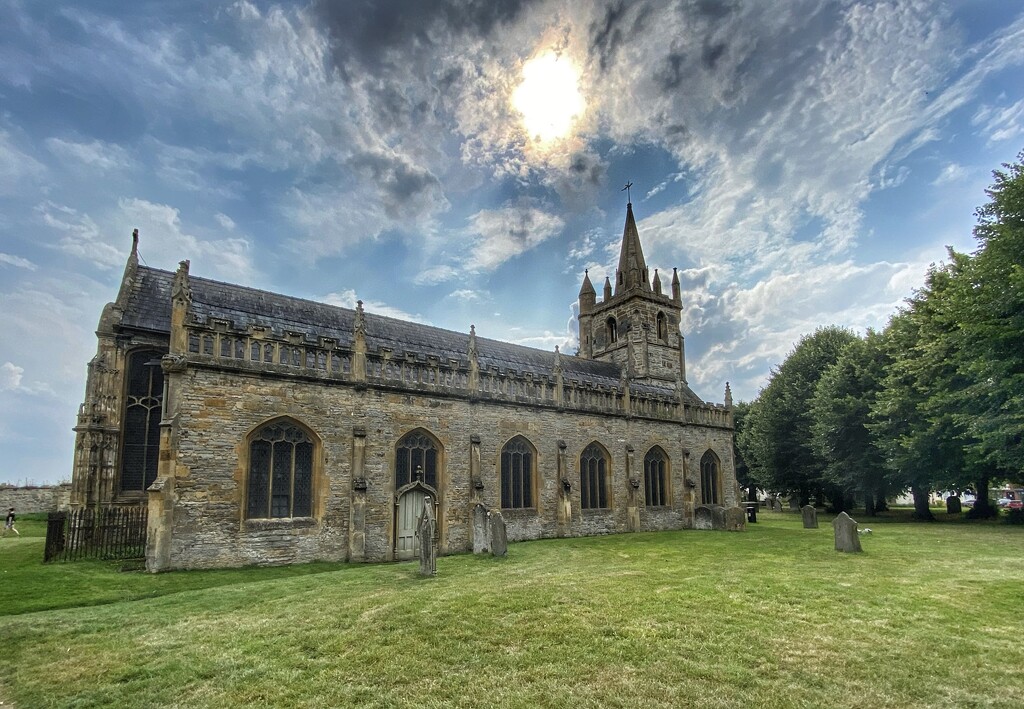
[731,401,757,501]
[810,330,890,515]
[954,153,1024,483]
[871,258,982,520]
[739,326,859,506]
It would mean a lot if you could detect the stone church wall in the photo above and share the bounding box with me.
[161,365,735,570]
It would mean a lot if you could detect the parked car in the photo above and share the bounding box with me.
[1008,500,1024,510]
[997,497,1014,508]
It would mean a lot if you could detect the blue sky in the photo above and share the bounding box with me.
[1,0,1022,485]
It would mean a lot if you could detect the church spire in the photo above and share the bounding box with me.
[614,202,651,295]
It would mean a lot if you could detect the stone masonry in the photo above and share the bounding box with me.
[70,203,738,571]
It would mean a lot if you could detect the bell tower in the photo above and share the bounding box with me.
[577,201,686,385]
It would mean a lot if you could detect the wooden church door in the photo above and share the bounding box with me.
[396,487,427,560]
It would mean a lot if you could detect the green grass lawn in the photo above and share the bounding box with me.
[1,511,1022,708]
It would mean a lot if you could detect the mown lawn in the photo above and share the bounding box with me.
[1,511,1022,708]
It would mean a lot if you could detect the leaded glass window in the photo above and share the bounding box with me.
[701,450,720,505]
[580,443,609,509]
[501,436,534,509]
[657,312,666,341]
[644,447,668,507]
[607,317,617,344]
[247,421,314,518]
[395,431,438,489]
[120,349,165,492]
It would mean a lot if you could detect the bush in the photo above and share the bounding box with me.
[1004,508,1024,525]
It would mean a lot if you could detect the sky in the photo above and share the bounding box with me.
[1,0,1022,485]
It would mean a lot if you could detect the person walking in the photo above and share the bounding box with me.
[3,507,18,537]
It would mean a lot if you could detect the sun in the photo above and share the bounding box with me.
[512,53,585,143]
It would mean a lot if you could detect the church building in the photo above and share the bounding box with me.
[69,202,737,571]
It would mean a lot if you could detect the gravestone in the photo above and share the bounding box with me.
[724,506,745,531]
[788,495,800,511]
[472,503,490,554]
[694,505,713,530]
[832,511,862,553]
[772,498,783,513]
[801,504,818,529]
[488,509,508,557]
[946,496,962,515]
[711,505,727,531]
[417,497,437,575]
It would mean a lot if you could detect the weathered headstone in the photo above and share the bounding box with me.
[694,505,713,530]
[416,497,436,575]
[711,505,727,531]
[772,498,783,513]
[724,506,745,531]
[832,511,862,553]
[472,503,490,554]
[788,495,800,511]
[801,504,818,529]
[488,509,508,557]
[946,496,962,515]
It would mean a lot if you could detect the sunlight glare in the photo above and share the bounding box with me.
[512,53,585,142]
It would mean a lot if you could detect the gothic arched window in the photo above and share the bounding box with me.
[700,450,720,505]
[247,420,314,518]
[396,430,439,490]
[580,443,610,509]
[607,317,618,344]
[501,436,535,509]
[644,446,669,507]
[120,349,165,492]
[656,312,667,341]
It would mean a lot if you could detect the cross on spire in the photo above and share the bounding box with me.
[622,181,633,204]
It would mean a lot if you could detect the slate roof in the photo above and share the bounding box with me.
[121,265,704,404]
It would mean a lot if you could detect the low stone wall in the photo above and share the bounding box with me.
[0,484,72,513]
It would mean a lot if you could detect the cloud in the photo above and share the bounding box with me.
[321,289,427,323]
[0,362,24,391]
[117,198,258,283]
[933,163,967,186]
[0,254,37,271]
[973,98,1024,144]
[463,202,565,271]
[0,127,46,196]
[45,138,133,171]
[37,201,125,270]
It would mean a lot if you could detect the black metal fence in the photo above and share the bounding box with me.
[44,506,148,563]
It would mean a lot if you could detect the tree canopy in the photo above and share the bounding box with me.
[738,152,1024,518]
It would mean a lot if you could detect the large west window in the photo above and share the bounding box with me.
[644,446,668,507]
[396,430,438,489]
[580,443,610,510]
[247,420,314,518]
[501,436,534,509]
[700,450,720,505]
[120,349,165,492]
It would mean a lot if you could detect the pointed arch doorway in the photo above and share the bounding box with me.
[393,430,441,561]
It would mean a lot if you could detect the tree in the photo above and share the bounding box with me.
[955,152,1024,480]
[810,330,890,515]
[739,326,859,506]
[871,258,982,521]
[731,401,756,500]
